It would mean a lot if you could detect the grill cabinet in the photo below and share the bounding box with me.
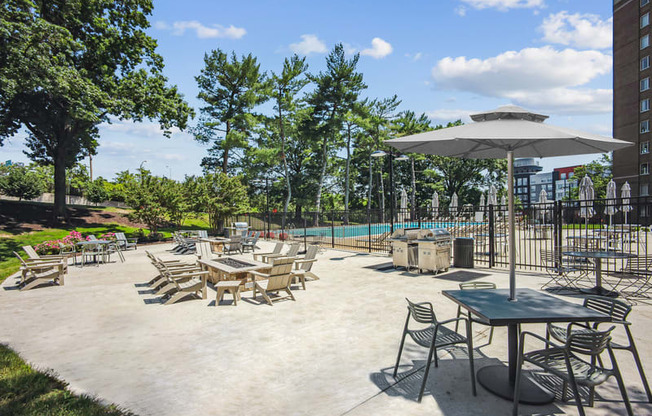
[389,228,451,272]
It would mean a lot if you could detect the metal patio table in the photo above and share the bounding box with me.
[76,240,114,264]
[563,250,636,297]
[443,288,610,404]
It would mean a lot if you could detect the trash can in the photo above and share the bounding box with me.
[453,237,474,268]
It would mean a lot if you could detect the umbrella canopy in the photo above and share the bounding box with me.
[579,176,595,219]
[431,191,439,210]
[604,179,618,217]
[386,105,631,301]
[621,182,632,224]
[537,189,549,221]
[479,193,486,210]
[400,188,408,211]
[450,193,458,215]
[500,195,506,207]
[488,185,498,206]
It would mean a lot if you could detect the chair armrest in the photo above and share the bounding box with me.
[295,259,317,268]
[22,261,64,270]
[171,270,209,279]
[520,330,564,349]
[249,270,270,279]
[436,316,469,328]
[167,266,202,274]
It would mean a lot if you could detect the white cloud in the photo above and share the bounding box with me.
[360,37,393,59]
[540,12,612,50]
[405,52,423,61]
[99,119,193,140]
[289,34,328,55]
[343,43,358,55]
[158,20,246,39]
[459,0,545,11]
[431,46,612,114]
[455,6,468,16]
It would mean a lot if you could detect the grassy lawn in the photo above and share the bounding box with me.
[0,344,132,416]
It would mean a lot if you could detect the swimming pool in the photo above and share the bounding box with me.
[286,221,483,238]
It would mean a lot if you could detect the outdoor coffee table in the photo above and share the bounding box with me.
[443,288,610,404]
[563,250,636,297]
[198,257,270,288]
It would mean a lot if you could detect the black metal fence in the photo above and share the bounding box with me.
[226,196,652,272]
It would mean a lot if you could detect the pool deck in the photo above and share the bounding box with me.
[1,241,651,416]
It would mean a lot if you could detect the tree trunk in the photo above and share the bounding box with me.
[222,121,230,173]
[53,149,67,222]
[410,158,416,220]
[344,124,351,225]
[314,138,328,227]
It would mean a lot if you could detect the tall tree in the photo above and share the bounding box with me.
[194,49,269,173]
[0,0,193,220]
[305,44,366,225]
[270,55,309,228]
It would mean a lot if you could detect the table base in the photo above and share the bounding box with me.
[477,365,554,405]
[580,286,618,298]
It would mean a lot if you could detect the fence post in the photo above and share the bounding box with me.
[488,204,495,268]
[331,210,335,248]
[303,214,307,250]
[368,210,372,253]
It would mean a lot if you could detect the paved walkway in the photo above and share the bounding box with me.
[1,242,651,415]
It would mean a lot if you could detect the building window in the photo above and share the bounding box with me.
[642,205,650,218]
[644,13,651,28]
[642,120,651,133]
[643,99,650,112]
[644,0,651,6]
[643,78,651,92]
[642,141,650,154]
[642,163,650,175]
[642,183,650,196]
[643,35,650,50]
[642,56,650,71]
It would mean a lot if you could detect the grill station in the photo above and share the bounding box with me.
[389,228,452,274]
[225,222,250,237]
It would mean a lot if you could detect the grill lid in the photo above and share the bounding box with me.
[232,222,249,229]
[390,228,450,242]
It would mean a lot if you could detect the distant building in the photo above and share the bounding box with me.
[514,158,542,207]
[530,171,559,202]
[613,0,650,206]
[553,165,581,201]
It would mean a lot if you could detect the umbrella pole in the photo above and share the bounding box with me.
[508,151,516,301]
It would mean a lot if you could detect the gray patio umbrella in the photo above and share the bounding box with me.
[399,189,408,222]
[450,192,459,217]
[621,181,632,225]
[579,175,595,249]
[604,179,618,227]
[431,191,439,218]
[537,189,549,222]
[488,184,498,207]
[479,193,486,212]
[386,105,631,301]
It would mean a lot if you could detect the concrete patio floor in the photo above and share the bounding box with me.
[1,241,652,416]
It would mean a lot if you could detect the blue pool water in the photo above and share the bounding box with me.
[286,221,482,238]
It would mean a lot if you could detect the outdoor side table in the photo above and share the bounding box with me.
[215,280,242,306]
[442,288,610,405]
[563,251,636,297]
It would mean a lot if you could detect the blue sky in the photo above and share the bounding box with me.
[2,0,614,179]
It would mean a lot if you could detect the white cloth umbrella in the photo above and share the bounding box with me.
[604,179,617,227]
[386,105,631,301]
[537,189,549,222]
[479,193,486,211]
[431,191,439,219]
[621,181,632,224]
[399,189,408,222]
[579,175,595,248]
[500,195,507,218]
[450,193,458,217]
[488,185,498,206]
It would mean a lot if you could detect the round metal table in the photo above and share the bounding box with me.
[563,250,636,297]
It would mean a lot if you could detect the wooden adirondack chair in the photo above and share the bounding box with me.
[249,257,296,305]
[14,252,65,290]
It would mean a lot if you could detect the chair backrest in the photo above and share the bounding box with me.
[88,235,98,240]
[405,298,436,324]
[624,256,651,273]
[115,232,127,241]
[584,296,632,322]
[22,246,39,259]
[459,281,496,290]
[267,257,295,277]
[14,252,28,267]
[196,242,212,259]
[265,273,293,291]
[286,243,300,257]
[566,325,615,356]
[298,245,319,271]
[198,230,208,238]
[376,231,390,242]
[271,242,284,254]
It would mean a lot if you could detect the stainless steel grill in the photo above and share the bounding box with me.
[389,228,449,271]
[416,229,452,274]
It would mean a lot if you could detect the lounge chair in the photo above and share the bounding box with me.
[242,234,260,253]
[155,263,208,304]
[14,253,65,290]
[249,257,296,306]
[290,245,320,290]
[223,235,243,255]
[22,246,68,273]
[355,231,390,250]
[115,232,137,250]
[253,242,284,262]
[146,251,198,289]
[263,242,300,263]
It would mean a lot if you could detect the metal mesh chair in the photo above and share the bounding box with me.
[546,296,651,404]
[514,325,632,416]
[455,282,496,344]
[393,298,476,402]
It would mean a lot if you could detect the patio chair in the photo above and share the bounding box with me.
[22,245,67,266]
[196,241,218,260]
[514,326,632,416]
[605,255,652,299]
[223,235,243,255]
[14,253,65,290]
[87,235,98,240]
[157,265,208,305]
[146,251,197,287]
[393,298,476,402]
[546,296,652,403]
[115,232,137,250]
[263,242,300,263]
[242,233,260,253]
[540,249,587,291]
[290,245,320,290]
[58,242,78,265]
[454,282,496,344]
[197,230,208,238]
[80,242,104,266]
[249,257,296,306]
[253,242,284,262]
